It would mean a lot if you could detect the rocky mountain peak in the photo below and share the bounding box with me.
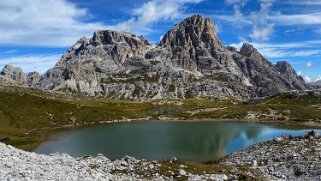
[56,30,152,66]
[91,30,150,46]
[160,14,222,48]
[36,15,308,100]
[26,71,41,87]
[275,61,293,73]
[275,61,306,89]
[0,65,26,85]
[0,65,41,86]
[310,80,321,87]
[239,43,261,60]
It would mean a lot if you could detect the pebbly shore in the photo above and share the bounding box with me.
[1,131,320,180]
[221,130,321,181]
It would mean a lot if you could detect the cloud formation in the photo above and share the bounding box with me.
[220,0,277,41]
[0,0,108,47]
[112,0,204,34]
[0,54,60,73]
[229,41,321,59]
[306,61,313,68]
[0,0,204,47]
[283,0,321,5]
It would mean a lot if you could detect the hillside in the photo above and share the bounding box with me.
[0,86,320,150]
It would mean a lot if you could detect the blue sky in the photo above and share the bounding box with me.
[0,0,320,82]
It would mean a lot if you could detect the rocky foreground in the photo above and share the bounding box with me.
[1,131,320,180]
[222,130,321,180]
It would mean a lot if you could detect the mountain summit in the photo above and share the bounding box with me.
[3,15,308,100]
[160,14,222,48]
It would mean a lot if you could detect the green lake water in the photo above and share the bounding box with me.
[34,121,320,162]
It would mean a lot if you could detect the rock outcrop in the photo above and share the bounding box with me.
[221,131,321,180]
[310,80,321,87]
[0,65,41,87]
[0,65,26,85]
[24,14,307,100]
[0,142,257,180]
[26,72,41,87]
[275,61,306,89]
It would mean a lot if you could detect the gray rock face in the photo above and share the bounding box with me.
[56,31,151,67]
[221,131,321,180]
[275,61,306,90]
[0,65,41,87]
[235,43,308,96]
[159,14,224,72]
[37,14,307,100]
[26,72,41,87]
[310,80,321,87]
[0,65,26,85]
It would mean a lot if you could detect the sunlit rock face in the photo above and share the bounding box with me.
[0,65,41,87]
[33,14,307,100]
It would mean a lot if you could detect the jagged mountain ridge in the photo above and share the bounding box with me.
[1,15,307,100]
[0,65,40,87]
[310,80,321,87]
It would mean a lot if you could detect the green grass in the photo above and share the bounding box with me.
[0,86,320,150]
[0,86,154,149]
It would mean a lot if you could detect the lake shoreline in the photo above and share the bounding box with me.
[14,118,321,152]
[1,131,320,180]
[33,120,321,162]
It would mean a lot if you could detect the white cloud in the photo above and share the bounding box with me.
[304,75,312,83]
[215,7,252,27]
[302,75,321,83]
[251,24,274,41]
[283,0,321,5]
[218,0,321,43]
[219,0,276,41]
[112,0,204,34]
[248,0,275,41]
[268,13,321,26]
[1,50,18,55]
[224,0,248,6]
[230,41,321,59]
[0,54,61,73]
[0,0,204,47]
[0,0,109,47]
[306,61,313,68]
[297,71,302,76]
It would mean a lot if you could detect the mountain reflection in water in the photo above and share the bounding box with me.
[34,121,319,162]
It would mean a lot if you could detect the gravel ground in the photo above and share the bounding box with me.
[0,142,232,181]
[221,130,321,181]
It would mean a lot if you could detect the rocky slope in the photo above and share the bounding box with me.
[0,65,41,87]
[310,80,321,87]
[221,130,321,181]
[0,142,256,181]
[1,15,307,100]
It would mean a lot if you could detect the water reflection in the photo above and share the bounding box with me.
[34,121,319,162]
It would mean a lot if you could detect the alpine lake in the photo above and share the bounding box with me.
[34,120,321,162]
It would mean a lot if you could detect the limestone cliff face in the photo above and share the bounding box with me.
[159,14,224,72]
[0,65,26,85]
[26,72,41,87]
[0,65,41,87]
[274,61,306,90]
[32,15,308,100]
[56,31,151,67]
